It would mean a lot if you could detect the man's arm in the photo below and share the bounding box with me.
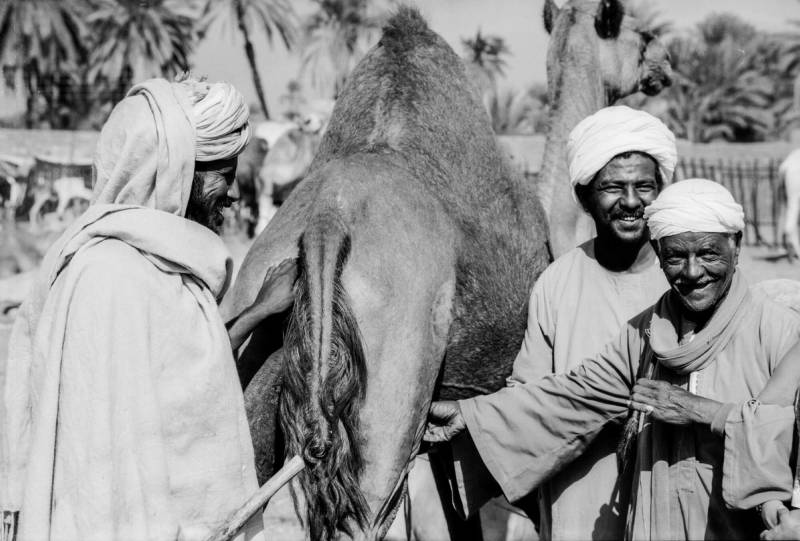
[428,325,640,503]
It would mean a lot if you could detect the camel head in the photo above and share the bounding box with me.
[543,0,672,103]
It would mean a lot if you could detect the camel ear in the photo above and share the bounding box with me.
[594,0,625,39]
[543,0,559,34]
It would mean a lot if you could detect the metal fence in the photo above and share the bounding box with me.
[676,157,783,247]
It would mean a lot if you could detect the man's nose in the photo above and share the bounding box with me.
[683,255,703,281]
[227,180,240,201]
[620,185,640,209]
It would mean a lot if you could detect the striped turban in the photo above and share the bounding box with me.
[93,77,251,216]
[644,178,745,240]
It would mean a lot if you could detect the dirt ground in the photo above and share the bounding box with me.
[0,239,797,540]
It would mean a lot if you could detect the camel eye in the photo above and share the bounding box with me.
[640,31,655,45]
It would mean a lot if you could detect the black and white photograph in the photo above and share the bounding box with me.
[1,0,800,540]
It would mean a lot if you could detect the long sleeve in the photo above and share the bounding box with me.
[720,401,796,510]
[459,325,640,502]
[720,301,800,511]
[508,277,556,385]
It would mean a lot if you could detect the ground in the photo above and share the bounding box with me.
[0,235,797,540]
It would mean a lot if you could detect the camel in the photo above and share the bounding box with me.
[779,148,800,260]
[27,176,93,229]
[221,8,551,540]
[538,0,672,258]
[255,114,325,234]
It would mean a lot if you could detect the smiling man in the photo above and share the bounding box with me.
[426,179,800,540]
[1,77,263,541]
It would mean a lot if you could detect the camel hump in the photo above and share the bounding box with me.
[380,6,436,54]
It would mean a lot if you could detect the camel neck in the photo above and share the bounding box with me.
[537,57,606,214]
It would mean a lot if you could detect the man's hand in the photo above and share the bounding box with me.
[629,378,721,426]
[761,507,800,540]
[253,258,297,315]
[423,400,466,443]
[2,510,18,541]
[228,259,297,350]
[763,501,790,529]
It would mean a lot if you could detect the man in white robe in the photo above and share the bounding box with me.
[1,77,264,541]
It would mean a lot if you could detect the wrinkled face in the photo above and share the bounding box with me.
[656,232,740,314]
[577,152,660,244]
[185,157,239,233]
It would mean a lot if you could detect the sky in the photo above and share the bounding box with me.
[193,0,800,117]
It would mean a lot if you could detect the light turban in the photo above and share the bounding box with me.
[644,178,745,240]
[92,77,250,216]
[567,105,677,195]
[180,78,251,162]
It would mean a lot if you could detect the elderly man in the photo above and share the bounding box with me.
[427,178,800,540]
[1,77,263,541]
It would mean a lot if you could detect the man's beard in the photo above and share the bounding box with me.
[185,172,226,233]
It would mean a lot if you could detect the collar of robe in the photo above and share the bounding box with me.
[648,270,750,375]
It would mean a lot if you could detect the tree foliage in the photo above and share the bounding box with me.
[0,0,88,127]
[87,0,198,107]
[647,12,800,142]
[201,0,297,119]
[299,0,384,99]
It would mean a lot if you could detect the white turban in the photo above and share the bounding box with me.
[178,78,252,161]
[567,105,677,195]
[644,178,745,240]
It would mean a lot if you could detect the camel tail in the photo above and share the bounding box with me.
[281,212,369,540]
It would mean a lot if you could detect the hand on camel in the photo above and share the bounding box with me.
[761,506,800,540]
[629,378,722,426]
[252,258,297,315]
[423,400,466,443]
[228,258,296,351]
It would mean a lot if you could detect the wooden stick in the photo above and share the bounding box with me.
[204,455,305,541]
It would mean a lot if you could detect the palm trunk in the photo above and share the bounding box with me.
[236,0,270,119]
[23,62,35,128]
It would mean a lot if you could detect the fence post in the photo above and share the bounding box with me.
[768,159,780,248]
[747,160,761,245]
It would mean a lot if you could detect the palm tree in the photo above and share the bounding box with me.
[658,13,776,142]
[461,30,510,115]
[488,84,548,135]
[299,0,384,99]
[0,0,88,127]
[201,0,297,119]
[462,30,510,83]
[87,0,198,106]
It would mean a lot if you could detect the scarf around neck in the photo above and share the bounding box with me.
[648,270,750,375]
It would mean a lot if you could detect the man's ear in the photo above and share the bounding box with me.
[733,231,742,263]
[574,184,591,213]
[650,238,661,259]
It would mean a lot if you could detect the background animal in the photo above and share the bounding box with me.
[255,115,324,234]
[222,8,550,540]
[234,136,270,237]
[779,148,800,260]
[538,0,672,257]
[27,176,92,229]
